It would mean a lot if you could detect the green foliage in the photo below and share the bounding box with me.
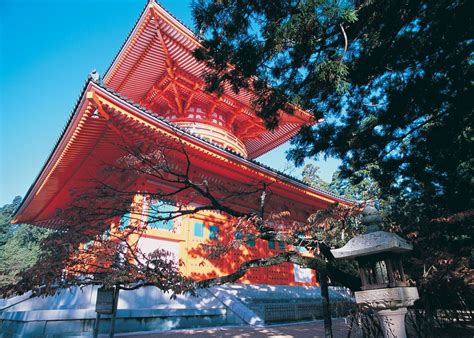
[301,164,363,286]
[193,0,473,223]
[0,196,21,247]
[0,198,51,288]
[342,9,358,24]
[302,163,382,206]
[329,166,381,202]
[301,163,330,190]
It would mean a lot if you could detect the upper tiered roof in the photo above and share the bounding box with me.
[102,1,314,159]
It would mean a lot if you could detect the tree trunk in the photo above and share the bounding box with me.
[320,269,333,338]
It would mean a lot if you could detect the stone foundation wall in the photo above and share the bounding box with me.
[0,284,354,336]
[0,308,237,337]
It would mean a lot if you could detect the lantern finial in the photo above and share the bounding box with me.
[361,203,382,233]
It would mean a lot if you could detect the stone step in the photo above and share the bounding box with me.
[206,288,264,325]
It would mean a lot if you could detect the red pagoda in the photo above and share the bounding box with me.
[12,1,351,287]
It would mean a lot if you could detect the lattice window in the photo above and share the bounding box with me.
[209,225,219,240]
[120,213,130,230]
[246,233,256,246]
[278,241,285,250]
[194,222,204,237]
[268,240,276,250]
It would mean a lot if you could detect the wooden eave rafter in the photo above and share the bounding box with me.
[140,71,170,107]
[155,27,184,115]
[139,64,270,137]
[114,13,156,92]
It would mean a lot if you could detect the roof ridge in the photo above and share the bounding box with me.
[103,1,200,82]
[154,1,198,39]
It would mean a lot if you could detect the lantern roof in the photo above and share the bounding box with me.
[331,231,413,260]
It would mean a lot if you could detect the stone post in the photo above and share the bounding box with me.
[378,308,408,338]
[354,286,419,338]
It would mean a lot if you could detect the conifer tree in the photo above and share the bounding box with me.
[193,0,473,327]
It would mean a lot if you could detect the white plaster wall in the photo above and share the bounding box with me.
[136,237,180,263]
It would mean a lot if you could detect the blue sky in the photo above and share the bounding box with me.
[0,0,339,206]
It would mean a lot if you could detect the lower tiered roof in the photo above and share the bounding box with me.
[12,78,353,227]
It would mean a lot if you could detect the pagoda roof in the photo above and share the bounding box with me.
[12,78,353,226]
[101,1,315,159]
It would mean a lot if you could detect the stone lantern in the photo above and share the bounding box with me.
[331,205,419,338]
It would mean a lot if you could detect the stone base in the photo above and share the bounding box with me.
[0,286,240,337]
[0,284,353,336]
